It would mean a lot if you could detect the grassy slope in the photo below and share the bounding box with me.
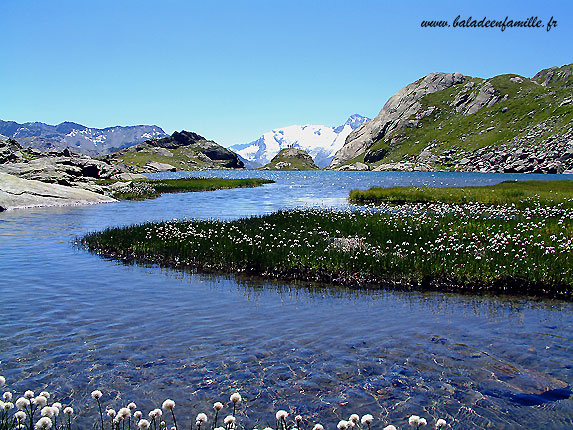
[349,180,573,208]
[345,65,573,168]
[106,144,229,171]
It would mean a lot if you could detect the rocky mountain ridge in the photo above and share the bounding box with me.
[102,130,244,172]
[0,120,168,156]
[330,64,573,174]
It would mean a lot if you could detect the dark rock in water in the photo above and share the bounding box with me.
[508,387,572,406]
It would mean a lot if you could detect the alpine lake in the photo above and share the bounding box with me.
[1,171,572,430]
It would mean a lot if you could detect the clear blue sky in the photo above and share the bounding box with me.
[1,0,571,147]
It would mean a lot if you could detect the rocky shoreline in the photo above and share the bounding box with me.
[0,138,136,211]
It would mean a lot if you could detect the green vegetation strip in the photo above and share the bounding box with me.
[105,177,274,200]
[81,202,572,300]
[349,180,573,209]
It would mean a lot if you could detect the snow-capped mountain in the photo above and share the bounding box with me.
[0,120,168,156]
[229,114,370,168]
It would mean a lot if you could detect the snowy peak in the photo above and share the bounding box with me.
[230,114,370,168]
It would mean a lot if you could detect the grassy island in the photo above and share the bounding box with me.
[349,180,573,208]
[103,177,274,200]
[82,182,572,299]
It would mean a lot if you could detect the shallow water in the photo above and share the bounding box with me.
[1,171,572,430]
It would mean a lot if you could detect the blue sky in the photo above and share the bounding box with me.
[1,0,571,147]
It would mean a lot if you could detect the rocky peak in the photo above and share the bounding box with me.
[533,64,573,88]
[330,72,464,167]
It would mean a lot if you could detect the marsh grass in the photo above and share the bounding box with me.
[104,178,274,200]
[349,180,573,209]
[81,202,573,300]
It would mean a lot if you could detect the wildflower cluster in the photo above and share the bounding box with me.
[1,378,451,430]
[82,200,573,299]
[111,182,158,200]
[0,378,74,430]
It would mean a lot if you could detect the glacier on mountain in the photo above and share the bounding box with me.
[229,114,370,168]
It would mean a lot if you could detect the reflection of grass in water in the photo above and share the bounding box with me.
[349,180,573,209]
[81,203,573,300]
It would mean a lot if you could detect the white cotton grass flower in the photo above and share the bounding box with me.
[312,425,323,430]
[383,426,397,430]
[263,427,274,430]
[349,415,359,424]
[214,428,225,430]
[0,376,5,386]
[337,420,348,430]
[409,416,421,427]
[128,402,137,410]
[361,415,373,425]
[91,390,103,400]
[435,419,447,429]
[3,392,13,402]
[2,401,14,411]
[39,392,50,399]
[41,406,54,418]
[224,415,235,425]
[213,402,223,411]
[160,421,166,429]
[276,410,288,420]
[118,407,131,418]
[295,415,303,423]
[16,397,30,409]
[346,421,355,428]
[196,413,208,423]
[64,407,73,415]
[230,393,242,404]
[135,411,143,420]
[418,418,427,427]
[25,391,35,399]
[162,399,175,411]
[107,409,117,418]
[52,402,62,410]
[15,411,27,422]
[138,419,151,430]
[35,396,48,408]
[35,417,53,430]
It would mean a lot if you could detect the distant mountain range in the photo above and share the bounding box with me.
[0,120,168,156]
[229,114,370,168]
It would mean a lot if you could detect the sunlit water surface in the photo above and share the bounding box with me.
[1,171,572,430]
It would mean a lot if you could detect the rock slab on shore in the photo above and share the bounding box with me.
[0,172,116,211]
